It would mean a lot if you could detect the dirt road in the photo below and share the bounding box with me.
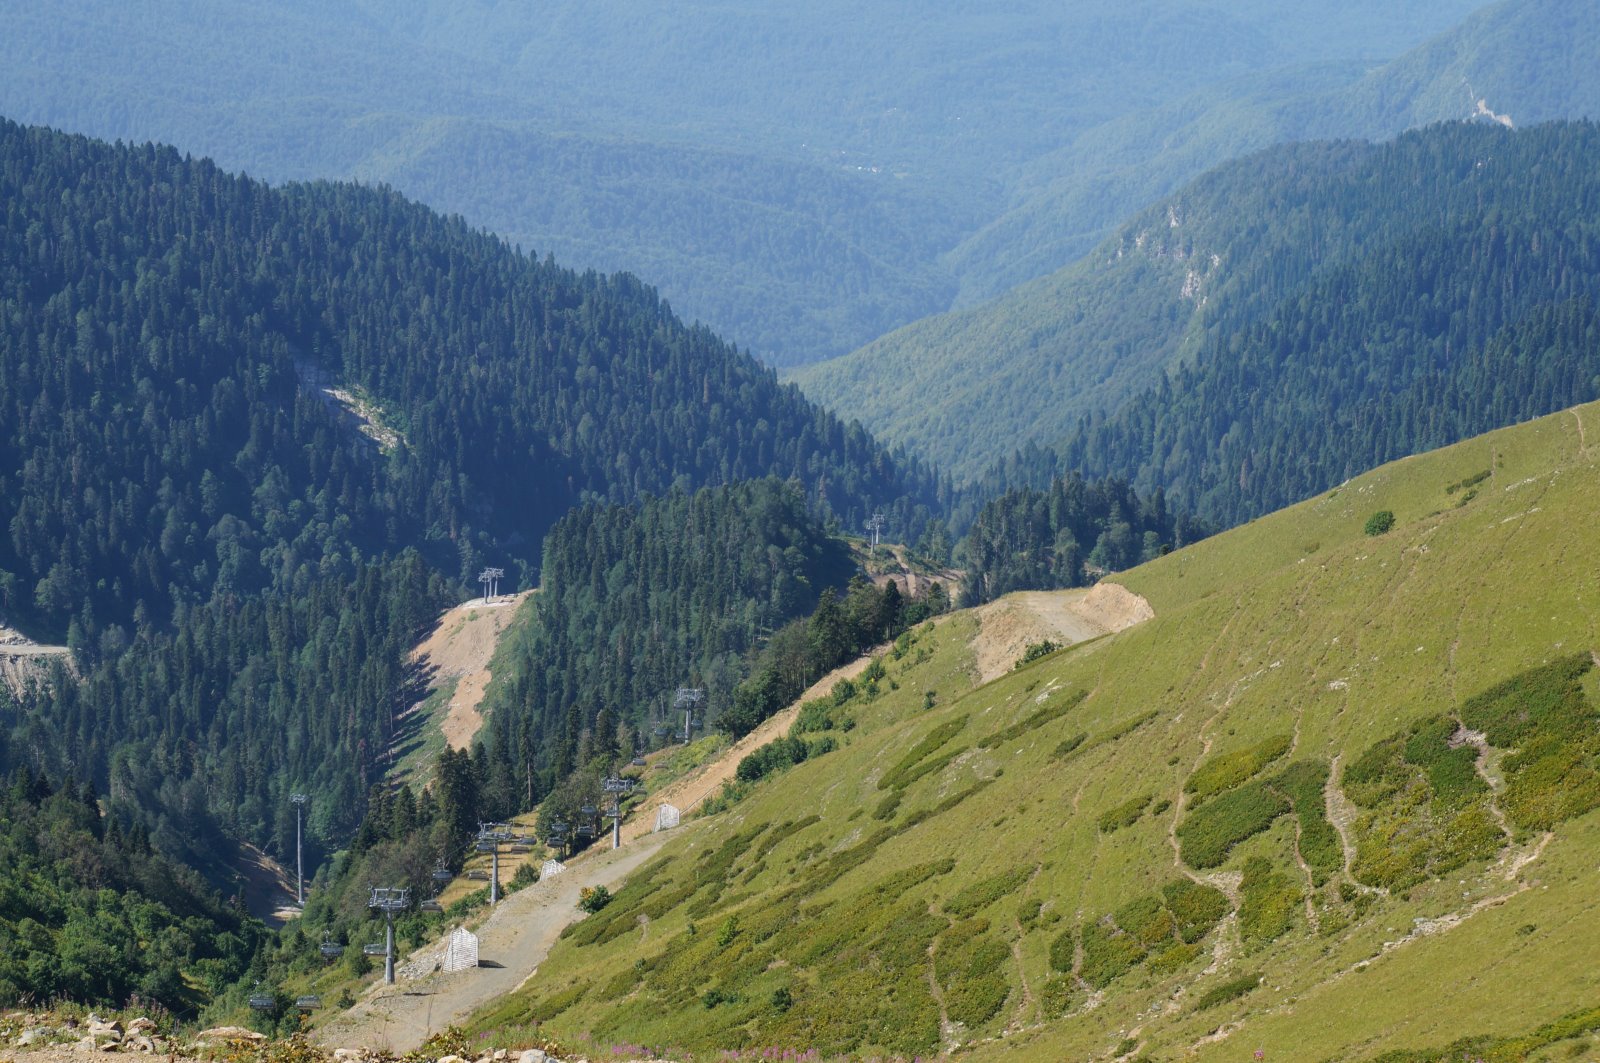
[619,652,878,845]
[315,834,670,1054]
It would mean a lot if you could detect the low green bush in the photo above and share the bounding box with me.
[879,715,969,790]
[1364,510,1395,536]
[1187,734,1292,800]
[1176,779,1291,868]
[945,866,1034,918]
[1195,971,1260,1009]
[1048,928,1077,973]
[935,919,1012,1028]
[1237,856,1300,947]
[1094,710,1160,747]
[1146,939,1204,975]
[1098,792,1153,833]
[886,746,969,792]
[872,791,904,821]
[1039,975,1080,1015]
[1079,920,1147,988]
[979,689,1088,748]
[1161,879,1231,944]
[753,815,822,861]
[1273,759,1341,883]
[1052,733,1089,760]
[1113,895,1175,948]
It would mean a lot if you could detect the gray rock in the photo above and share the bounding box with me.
[517,1051,547,1063]
[195,1026,267,1044]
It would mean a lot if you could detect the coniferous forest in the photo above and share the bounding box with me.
[9,95,1600,1046]
[0,117,948,870]
[1057,123,1600,525]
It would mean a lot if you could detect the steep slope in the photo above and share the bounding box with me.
[797,121,1600,502]
[0,119,935,869]
[942,0,1600,306]
[465,400,1600,1061]
[0,118,937,637]
[389,590,537,790]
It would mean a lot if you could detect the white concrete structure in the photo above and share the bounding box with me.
[442,927,479,973]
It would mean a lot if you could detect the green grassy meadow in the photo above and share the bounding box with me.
[468,401,1600,1061]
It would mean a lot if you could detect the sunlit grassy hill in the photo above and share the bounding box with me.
[469,401,1600,1062]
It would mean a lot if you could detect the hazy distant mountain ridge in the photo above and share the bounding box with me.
[0,0,1488,364]
[799,117,1600,508]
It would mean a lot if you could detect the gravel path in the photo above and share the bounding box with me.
[315,834,671,1054]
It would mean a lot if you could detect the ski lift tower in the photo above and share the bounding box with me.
[476,822,516,904]
[367,886,411,985]
[478,567,505,604]
[866,512,886,551]
[290,792,309,906]
[674,686,704,744]
[603,775,635,849]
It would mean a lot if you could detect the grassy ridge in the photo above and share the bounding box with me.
[467,400,1600,1061]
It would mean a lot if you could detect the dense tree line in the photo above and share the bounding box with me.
[3,552,452,872]
[718,573,950,738]
[480,479,854,794]
[0,117,944,641]
[0,117,946,867]
[958,474,1205,606]
[1054,122,1600,525]
[0,767,265,1014]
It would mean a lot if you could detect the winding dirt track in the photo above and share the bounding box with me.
[317,583,1156,1052]
[315,835,669,1053]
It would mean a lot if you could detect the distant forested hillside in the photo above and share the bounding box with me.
[1059,122,1600,524]
[0,0,1493,363]
[0,118,937,865]
[803,121,1600,525]
[0,118,939,639]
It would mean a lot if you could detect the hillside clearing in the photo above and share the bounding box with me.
[391,592,534,786]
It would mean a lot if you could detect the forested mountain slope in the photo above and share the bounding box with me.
[0,118,936,871]
[798,121,1600,522]
[468,400,1600,1062]
[0,0,1488,364]
[0,117,938,638]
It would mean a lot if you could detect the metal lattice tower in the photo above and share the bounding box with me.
[478,567,505,603]
[367,886,411,985]
[674,687,704,743]
[602,775,635,849]
[290,793,309,906]
[866,512,886,550]
[476,822,517,905]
